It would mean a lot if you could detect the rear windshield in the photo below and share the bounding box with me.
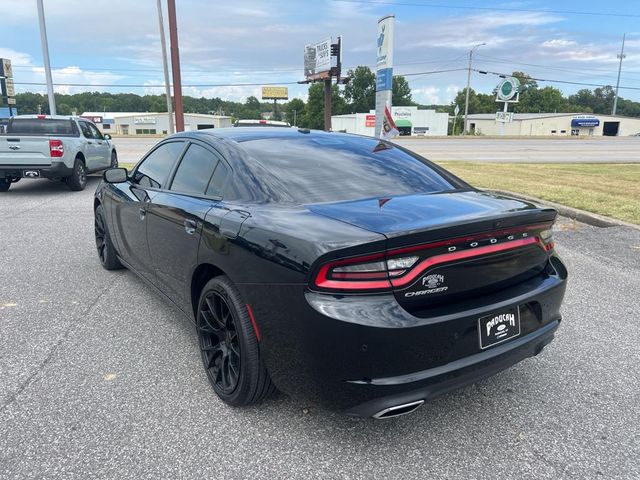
[7,119,78,136]
[239,134,457,203]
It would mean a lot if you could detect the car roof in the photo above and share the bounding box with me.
[189,126,351,144]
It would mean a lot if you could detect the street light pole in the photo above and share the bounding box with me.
[36,0,56,115]
[156,0,174,134]
[612,33,626,116]
[463,42,486,136]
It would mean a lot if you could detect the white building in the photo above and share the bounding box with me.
[332,106,448,136]
[80,112,233,136]
[465,112,640,137]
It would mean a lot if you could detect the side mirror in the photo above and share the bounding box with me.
[104,167,128,184]
[103,133,112,140]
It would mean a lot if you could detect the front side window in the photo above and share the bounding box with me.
[170,143,219,195]
[88,123,103,140]
[79,122,93,138]
[133,141,185,189]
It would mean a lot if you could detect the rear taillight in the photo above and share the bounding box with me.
[49,139,64,158]
[313,223,555,293]
[539,228,554,251]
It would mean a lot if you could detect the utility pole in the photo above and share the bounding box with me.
[323,78,332,131]
[166,0,184,131]
[463,42,486,135]
[156,0,174,134]
[612,33,626,116]
[36,0,56,115]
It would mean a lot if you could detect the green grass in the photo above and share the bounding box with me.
[437,162,640,225]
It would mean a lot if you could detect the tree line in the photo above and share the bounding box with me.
[12,67,640,130]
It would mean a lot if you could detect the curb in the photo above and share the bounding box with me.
[489,189,640,230]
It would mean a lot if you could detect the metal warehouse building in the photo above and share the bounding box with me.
[332,106,448,136]
[80,112,232,135]
[465,113,640,137]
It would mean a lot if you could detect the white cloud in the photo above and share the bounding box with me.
[412,86,441,105]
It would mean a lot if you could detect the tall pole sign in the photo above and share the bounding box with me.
[495,77,520,136]
[375,15,395,138]
[1,58,16,117]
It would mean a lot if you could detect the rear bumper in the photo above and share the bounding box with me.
[239,254,568,416]
[343,319,558,417]
[0,162,73,180]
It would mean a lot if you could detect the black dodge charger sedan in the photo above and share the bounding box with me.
[94,128,567,418]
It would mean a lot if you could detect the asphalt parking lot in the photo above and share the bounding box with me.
[1,178,639,479]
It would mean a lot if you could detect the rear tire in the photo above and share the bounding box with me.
[94,204,123,270]
[0,180,10,192]
[196,276,275,407]
[110,150,118,168]
[67,158,87,191]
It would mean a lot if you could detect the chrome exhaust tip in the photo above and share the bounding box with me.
[372,400,424,419]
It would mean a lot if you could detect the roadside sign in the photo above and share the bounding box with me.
[365,114,376,127]
[495,111,513,123]
[454,104,460,116]
[1,58,12,78]
[261,86,289,100]
[4,77,14,97]
[304,38,332,80]
[496,77,520,102]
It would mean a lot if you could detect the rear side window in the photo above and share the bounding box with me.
[170,144,218,195]
[134,141,185,189]
[7,118,77,136]
[206,161,229,196]
[238,135,456,203]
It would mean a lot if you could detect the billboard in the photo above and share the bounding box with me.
[375,15,395,137]
[304,37,332,80]
[262,86,289,100]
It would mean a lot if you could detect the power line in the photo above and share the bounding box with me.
[10,57,466,76]
[473,68,640,91]
[11,66,467,89]
[329,0,640,18]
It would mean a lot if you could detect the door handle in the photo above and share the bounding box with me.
[138,207,146,220]
[184,219,197,235]
[87,140,93,144]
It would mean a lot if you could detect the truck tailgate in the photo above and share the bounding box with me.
[0,137,53,166]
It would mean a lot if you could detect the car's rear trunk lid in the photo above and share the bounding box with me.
[307,191,556,313]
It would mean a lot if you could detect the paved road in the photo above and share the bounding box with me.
[396,137,640,163]
[112,135,640,165]
[1,180,639,479]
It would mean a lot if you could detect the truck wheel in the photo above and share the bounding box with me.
[110,151,118,168]
[0,179,10,192]
[67,158,87,191]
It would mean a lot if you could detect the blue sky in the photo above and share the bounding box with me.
[1,0,639,106]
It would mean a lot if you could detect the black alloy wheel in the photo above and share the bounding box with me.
[196,276,275,406]
[199,291,241,395]
[94,205,123,270]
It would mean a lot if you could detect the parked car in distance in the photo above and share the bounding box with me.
[0,115,118,192]
[233,119,291,127]
[94,128,567,418]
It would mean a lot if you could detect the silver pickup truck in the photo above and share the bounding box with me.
[0,115,118,192]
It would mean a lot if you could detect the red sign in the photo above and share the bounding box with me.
[365,114,376,127]
[81,115,103,124]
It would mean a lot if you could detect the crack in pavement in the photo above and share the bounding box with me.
[0,273,124,414]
